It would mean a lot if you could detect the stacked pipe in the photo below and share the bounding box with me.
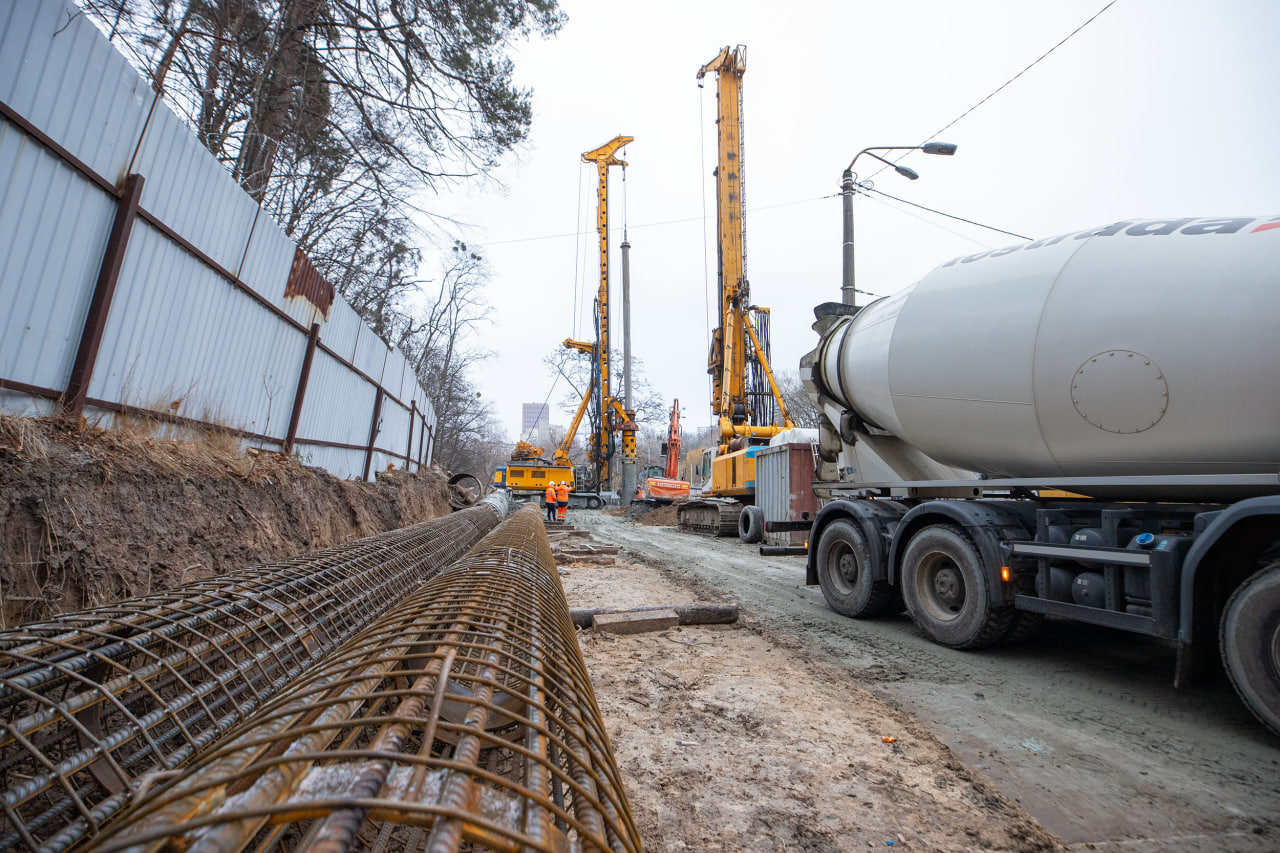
[0,493,509,853]
[88,504,642,853]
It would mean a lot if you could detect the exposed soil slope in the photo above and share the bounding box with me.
[0,416,452,626]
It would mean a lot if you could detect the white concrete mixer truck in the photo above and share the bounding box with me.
[799,215,1280,735]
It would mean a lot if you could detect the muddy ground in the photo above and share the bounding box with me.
[560,530,1059,852]
[568,510,1280,852]
[0,416,453,626]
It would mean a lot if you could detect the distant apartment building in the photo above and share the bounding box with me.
[521,402,551,446]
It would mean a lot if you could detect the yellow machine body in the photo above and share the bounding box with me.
[495,463,574,495]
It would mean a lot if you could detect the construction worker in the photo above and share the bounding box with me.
[544,480,558,521]
[556,480,570,522]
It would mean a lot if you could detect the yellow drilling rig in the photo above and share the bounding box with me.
[677,45,795,535]
[495,136,637,509]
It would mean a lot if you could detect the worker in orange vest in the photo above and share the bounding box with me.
[544,481,557,521]
[555,480,570,521]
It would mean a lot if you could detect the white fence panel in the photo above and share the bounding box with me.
[0,0,442,480]
[87,220,307,438]
[0,0,151,185]
[239,216,300,319]
[0,128,113,392]
[130,109,260,279]
[297,351,377,448]
[322,299,363,364]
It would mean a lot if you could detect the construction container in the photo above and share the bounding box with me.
[754,442,820,546]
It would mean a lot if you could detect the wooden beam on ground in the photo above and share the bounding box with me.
[569,603,739,630]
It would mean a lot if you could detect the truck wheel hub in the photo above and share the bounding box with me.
[838,552,859,582]
[932,566,964,609]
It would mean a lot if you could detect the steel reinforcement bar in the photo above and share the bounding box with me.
[87,504,641,853]
[0,493,510,853]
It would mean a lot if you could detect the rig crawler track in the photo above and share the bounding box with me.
[675,500,741,537]
[88,505,641,853]
[0,495,508,853]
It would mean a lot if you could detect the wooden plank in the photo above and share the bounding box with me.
[570,604,739,629]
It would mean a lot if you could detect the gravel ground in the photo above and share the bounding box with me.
[558,523,1060,852]
[568,511,1280,852]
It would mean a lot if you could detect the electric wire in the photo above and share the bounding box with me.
[860,190,995,251]
[870,0,1122,181]
[853,183,1030,241]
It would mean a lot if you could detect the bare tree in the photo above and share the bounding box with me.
[776,368,820,429]
[402,244,498,473]
[92,0,563,203]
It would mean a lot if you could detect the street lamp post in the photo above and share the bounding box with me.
[841,142,957,307]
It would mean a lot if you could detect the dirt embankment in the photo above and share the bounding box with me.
[0,416,453,627]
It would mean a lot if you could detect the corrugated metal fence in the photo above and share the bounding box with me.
[0,0,435,480]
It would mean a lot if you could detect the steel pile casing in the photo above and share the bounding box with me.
[0,492,509,853]
[87,504,641,853]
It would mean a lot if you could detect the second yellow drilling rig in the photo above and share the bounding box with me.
[677,45,795,535]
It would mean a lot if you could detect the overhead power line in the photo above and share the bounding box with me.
[855,185,1030,241]
[872,0,1121,180]
[464,188,1024,251]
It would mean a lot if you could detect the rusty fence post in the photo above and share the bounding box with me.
[418,413,426,468]
[362,388,384,482]
[64,173,145,416]
[406,399,416,471]
[283,322,321,456]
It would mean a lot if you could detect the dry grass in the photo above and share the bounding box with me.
[2,411,286,484]
[0,413,52,462]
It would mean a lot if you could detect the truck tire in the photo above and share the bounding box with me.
[900,524,1014,649]
[738,505,765,544]
[816,520,899,618]
[1220,562,1280,737]
[1002,610,1045,645]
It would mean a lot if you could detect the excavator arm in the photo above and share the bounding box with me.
[663,400,682,480]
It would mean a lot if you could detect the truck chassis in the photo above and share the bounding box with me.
[806,483,1280,736]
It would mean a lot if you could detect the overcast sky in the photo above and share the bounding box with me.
[426,0,1280,445]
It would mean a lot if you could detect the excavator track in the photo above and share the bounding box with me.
[677,499,742,536]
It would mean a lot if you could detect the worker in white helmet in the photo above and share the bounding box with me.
[555,479,570,521]
[543,479,557,521]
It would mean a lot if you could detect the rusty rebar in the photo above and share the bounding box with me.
[88,504,641,853]
[0,494,509,853]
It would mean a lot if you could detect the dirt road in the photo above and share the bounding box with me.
[571,511,1280,852]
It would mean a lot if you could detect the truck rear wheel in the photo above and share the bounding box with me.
[816,520,898,618]
[901,525,1013,649]
[1220,562,1280,736]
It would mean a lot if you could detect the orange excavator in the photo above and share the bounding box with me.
[641,399,692,501]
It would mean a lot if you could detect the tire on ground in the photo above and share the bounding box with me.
[1220,562,1280,737]
[738,505,765,544]
[815,519,899,618]
[900,524,1014,649]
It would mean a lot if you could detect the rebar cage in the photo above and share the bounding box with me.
[0,495,509,853]
[88,504,641,853]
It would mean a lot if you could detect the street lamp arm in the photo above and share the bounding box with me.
[846,145,921,172]
[840,142,958,307]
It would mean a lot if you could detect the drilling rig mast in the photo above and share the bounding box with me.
[678,45,794,534]
[563,135,638,494]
